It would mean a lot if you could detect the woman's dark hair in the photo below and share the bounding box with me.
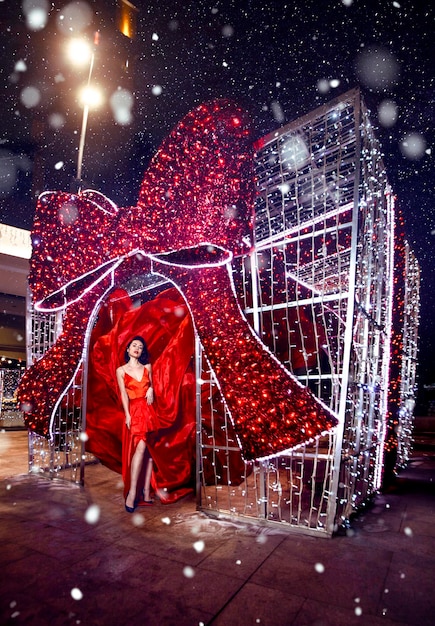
[124,335,149,365]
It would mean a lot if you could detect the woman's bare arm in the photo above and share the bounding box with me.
[145,363,154,405]
[116,366,131,428]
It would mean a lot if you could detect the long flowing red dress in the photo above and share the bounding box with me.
[86,287,199,503]
[85,286,249,503]
[122,367,159,499]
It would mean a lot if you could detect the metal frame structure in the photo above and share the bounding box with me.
[395,244,420,468]
[25,89,419,536]
[0,369,25,429]
[199,88,410,535]
[25,290,87,482]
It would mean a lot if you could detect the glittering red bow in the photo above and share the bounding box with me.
[18,99,337,460]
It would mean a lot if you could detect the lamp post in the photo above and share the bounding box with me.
[66,35,102,189]
[76,50,95,184]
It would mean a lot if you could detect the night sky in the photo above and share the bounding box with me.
[1,0,434,406]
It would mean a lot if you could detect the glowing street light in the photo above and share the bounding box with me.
[66,38,93,67]
[79,85,103,108]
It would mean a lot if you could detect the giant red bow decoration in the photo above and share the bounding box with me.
[18,99,337,461]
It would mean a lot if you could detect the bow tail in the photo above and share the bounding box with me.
[152,261,338,461]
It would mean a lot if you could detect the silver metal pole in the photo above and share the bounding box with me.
[76,51,95,185]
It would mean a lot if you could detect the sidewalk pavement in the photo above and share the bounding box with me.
[1,429,434,626]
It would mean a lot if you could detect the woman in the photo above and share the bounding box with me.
[116,335,158,512]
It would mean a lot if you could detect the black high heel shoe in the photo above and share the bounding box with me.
[125,495,136,513]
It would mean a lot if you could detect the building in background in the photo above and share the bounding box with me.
[0,223,30,427]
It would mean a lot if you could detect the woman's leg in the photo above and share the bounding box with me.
[143,453,153,501]
[126,439,146,508]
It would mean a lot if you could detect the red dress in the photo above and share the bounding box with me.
[122,367,159,498]
[85,287,247,503]
[124,368,159,436]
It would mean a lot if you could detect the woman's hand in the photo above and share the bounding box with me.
[146,386,154,405]
[125,413,131,429]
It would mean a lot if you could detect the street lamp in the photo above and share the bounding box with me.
[66,35,102,187]
[76,79,102,184]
